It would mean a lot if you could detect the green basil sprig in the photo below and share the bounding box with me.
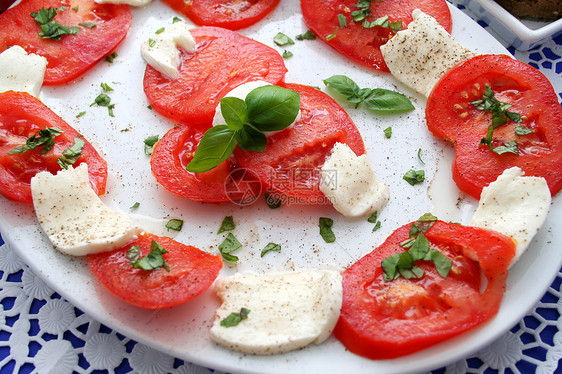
[187,85,300,173]
[324,75,414,113]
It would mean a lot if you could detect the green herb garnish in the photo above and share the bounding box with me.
[220,307,250,327]
[90,93,115,117]
[127,240,170,272]
[166,219,183,231]
[282,50,293,59]
[265,193,282,209]
[218,216,235,233]
[57,137,84,169]
[273,32,294,46]
[31,7,80,40]
[261,242,281,257]
[79,22,96,29]
[105,52,118,63]
[403,169,425,185]
[319,217,336,243]
[295,30,316,40]
[101,82,114,92]
[144,135,159,155]
[219,232,242,262]
[76,111,86,118]
[9,127,64,155]
[383,126,392,138]
[130,202,140,209]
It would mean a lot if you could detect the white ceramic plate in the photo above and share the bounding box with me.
[1,2,560,373]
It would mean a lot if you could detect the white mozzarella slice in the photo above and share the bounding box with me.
[140,21,196,80]
[210,270,342,355]
[31,164,140,256]
[470,167,551,266]
[381,9,477,97]
[0,45,47,97]
[320,142,389,218]
[95,0,151,6]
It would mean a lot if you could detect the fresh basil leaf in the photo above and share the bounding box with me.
[383,126,392,138]
[79,21,96,29]
[337,14,347,27]
[261,242,281,257]
[31,8,57,24]
[166,219,183,231]
[295,30,316,40]
[130,202,140,209]
[144,135,159,155]
[186,125,237,173]
[101,82,113,92]
[399,264,424,279]
[417,148,425,164]
[323,75,362,101]
[76,111,86,118]
[364,88,414,113]
[218,216,235,234]
[246,85,300,132]
[273,32,294,46]
[235,125,267,152]
[515,125,533,136]
[424,249,452,278]
[389,20,403,33]
[155,27,165,34]
[219,233,242,262]
[367,211,378,223]
[506,111,522,123]
[403,169,425,185]
[319,217,336,243]
[9,127,64,155]
[372,221,381,232]
[172,16,182,23]
[326,27,338,40]
[363,15,389,29]
[282,50,293,59]
[381,253,401,281]
[408,232,430,261]
[57,137,85,169]
[415,213,438,233]
[220,97,248,130]
[265,193,282,209]
[220,307,250,327]
[105,52,118,63]
[493,140,519,155]
[128,240,170,272]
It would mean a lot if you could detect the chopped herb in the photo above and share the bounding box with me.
[76,111,86,118]
[31,7,80,41]
[515,125,533,136]
[130,202,140,209]
[265,193,282,209]
[273,32,294,46]
[372,221,382,231]
[337,14,347,27]
[326,27,338,40]
[57,137,84,169]
[148,38,156,48]
[324,75,414,113]
[493,140,519,155]
[417,148,425,164]
[403,169,425,185]
[319,217,336,243]
[295,30,316,40]
[147,105,152,110]
[155,27,165,34]
[220,307,250,327]
[383,126,392,138]
[72,5,79,11]
[127,240,170,272]
[143,135,159,155]
[282,50,293,59]
[79,21,96,29]
[219,232,242,262]
[9,127,64,155]
[367,211,378,223]
[100,82,113,92]
[260,242,281,257]
[90,93,115,117]
[166,219,183,231]
[218,216,235,233]
[105,52,118,63]
[172,16,182,23]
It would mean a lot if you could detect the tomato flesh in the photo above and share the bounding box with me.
[162,0,280,30]
[87,233,223,309]
[0,91,107,203]
[0,0,131,85]
[426,54,562,199]
[234,83,366,202]
[151,124,263,203]
[301,0,452,72]
[334,220,515,359]
[143,26,287,127]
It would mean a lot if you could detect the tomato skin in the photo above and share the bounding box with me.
[162,0,280,30]
[0,0,131,85]
[143,26,287,127]
[87,233,223,309]
[234,83,366,202]
[333,220,515,359]
[0,91,107,203]
[426,54,562,199]
[301,0,452,72]
[151,124,263,203]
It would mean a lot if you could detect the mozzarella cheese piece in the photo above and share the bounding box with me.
[31,164,140,256]
[0,45,47,97]
[210,270,342,355]
[320,142,390,218]
[212,81,300,136]
[140,21,196,80]
[95,0,151,5]
[469,167,551,266]
[380,9,477,97]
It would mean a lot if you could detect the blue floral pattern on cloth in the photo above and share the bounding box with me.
[1,3,562,374]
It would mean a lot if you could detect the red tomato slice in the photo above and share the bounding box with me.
[162,0,280,30]
[151,124,263,203]
[0,91,107,203]
[234,83,366,203]
[143,26,287,128]
[426,54,562,199]
[333,220,516,359]
[87,233,223,309]
[0,0,131,85]
[301,0,452,72]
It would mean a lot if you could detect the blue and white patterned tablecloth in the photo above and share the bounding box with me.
[1,3,562,374]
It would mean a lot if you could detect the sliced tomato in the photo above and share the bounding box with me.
[162,0,280,30]
[151,124,263,203]
[301,0,452,72]
[87,233,223,309]
[0,91,107,203]
[426,54,562,199]
[0,0,131,85]
[333,220,516,359]
[143,26,287,128]
[234,83,365,202]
